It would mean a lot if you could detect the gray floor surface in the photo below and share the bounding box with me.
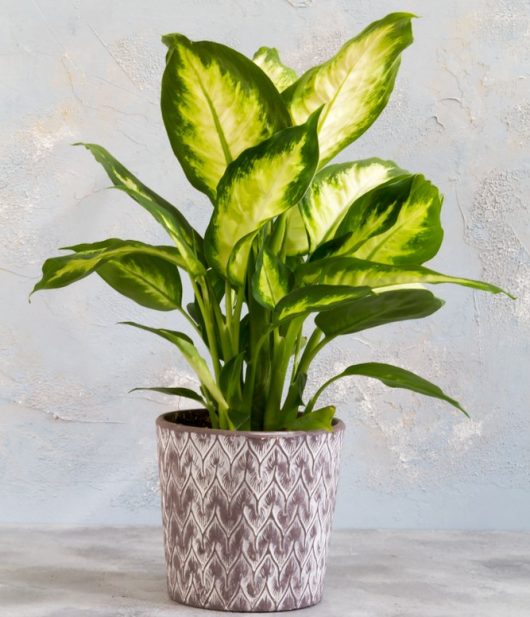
[1,527,529,616]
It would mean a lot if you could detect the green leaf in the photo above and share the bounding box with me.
[76,143,205,277]
[121,321,228,413]
[310,363,467,416]
[274,285,373,323]
[161,34,291,201]
[252,47,297,92]
[31,239,185,302]
[284,405,336,431]
[205,108,321,284]
[252,246,291,309]
[219,352,244,414]
[301,158,408,251]
[283,13,414,166]
[332,174,444,264]
[315,289,444,336]
[226,407,252,431]
[129,386,205,404]
[296,256,512,297]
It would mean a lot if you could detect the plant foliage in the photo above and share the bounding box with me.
[33,13,511,431]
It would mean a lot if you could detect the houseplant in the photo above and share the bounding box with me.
[33,12,510,612]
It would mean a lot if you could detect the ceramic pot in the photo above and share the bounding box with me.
[156,409,345,612]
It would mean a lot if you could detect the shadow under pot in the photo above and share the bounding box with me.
[156,409,345,612]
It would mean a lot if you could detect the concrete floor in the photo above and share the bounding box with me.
[0,528,529,616]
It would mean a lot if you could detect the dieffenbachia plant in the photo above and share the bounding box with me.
[33,13,511,431]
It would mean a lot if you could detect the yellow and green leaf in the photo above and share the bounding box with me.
[97,253,182,311]
[252,47,297,92]
[252,246,291,309]
[76,143,205,277]
[273,284,372,323]
[331,175,444,264]
[32,240,184,308]
[297,256,513,297]
[301,158,408,251]
[161,34,291,201]
[205,108,321,284]
[283,12,414,166]
[281,205,310,256]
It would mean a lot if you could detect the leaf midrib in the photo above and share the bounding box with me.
[102,260,179,307]
[188,55,233,166]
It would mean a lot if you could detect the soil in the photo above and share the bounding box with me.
[165,409,211,428]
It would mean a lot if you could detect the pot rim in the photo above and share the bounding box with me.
[156,409,345,438]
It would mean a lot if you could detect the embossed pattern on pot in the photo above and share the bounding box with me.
[156,411,345,612]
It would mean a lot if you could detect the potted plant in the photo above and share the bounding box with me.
[32,12,511,613]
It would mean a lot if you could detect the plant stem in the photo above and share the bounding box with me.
[178,306,203,339]
[280,328,327,417]
[232,285,244,352]
[289,322,304,388]
[192,279,221,382]
[242,327,271,410]
[225,282,233,336]
[263,320,300,430]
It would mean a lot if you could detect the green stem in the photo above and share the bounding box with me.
[232,285,244,352]
[299,335,334,415]
[192,279,221,382]
[297,328,325,376]
[242,327,272,410]
[263,321,301,430]
[178,306,203,339]
[281,328,326,416]
[289,323,304,388]
[225,282,233,335]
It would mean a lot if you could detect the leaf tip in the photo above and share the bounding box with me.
[459,406,471,419]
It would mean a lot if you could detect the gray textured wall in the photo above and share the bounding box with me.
[1,0,529,529]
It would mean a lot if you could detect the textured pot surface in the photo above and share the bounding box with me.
[156,410,345,612]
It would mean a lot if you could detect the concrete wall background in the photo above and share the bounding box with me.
[1,0,528,528]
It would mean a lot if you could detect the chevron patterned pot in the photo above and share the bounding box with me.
[156,409,345,612]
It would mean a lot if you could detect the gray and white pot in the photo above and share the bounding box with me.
[156,409,345,612]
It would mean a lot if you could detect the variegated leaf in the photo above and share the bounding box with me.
[97,253,182,311]
[252,47,297,92]
[301,158,408,251]
[332,174,443,264]
[32,239,184,299]
[76,143,205,277]
[296,256,512,296]
[284,12,414,165]
[282,205,310,256]
[161,34,291,201]
[315,288,444,336]
[205,109,321,284]
[252,246,291,309]
[273,284,372,323]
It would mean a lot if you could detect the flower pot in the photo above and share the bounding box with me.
[156,409,345,612]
